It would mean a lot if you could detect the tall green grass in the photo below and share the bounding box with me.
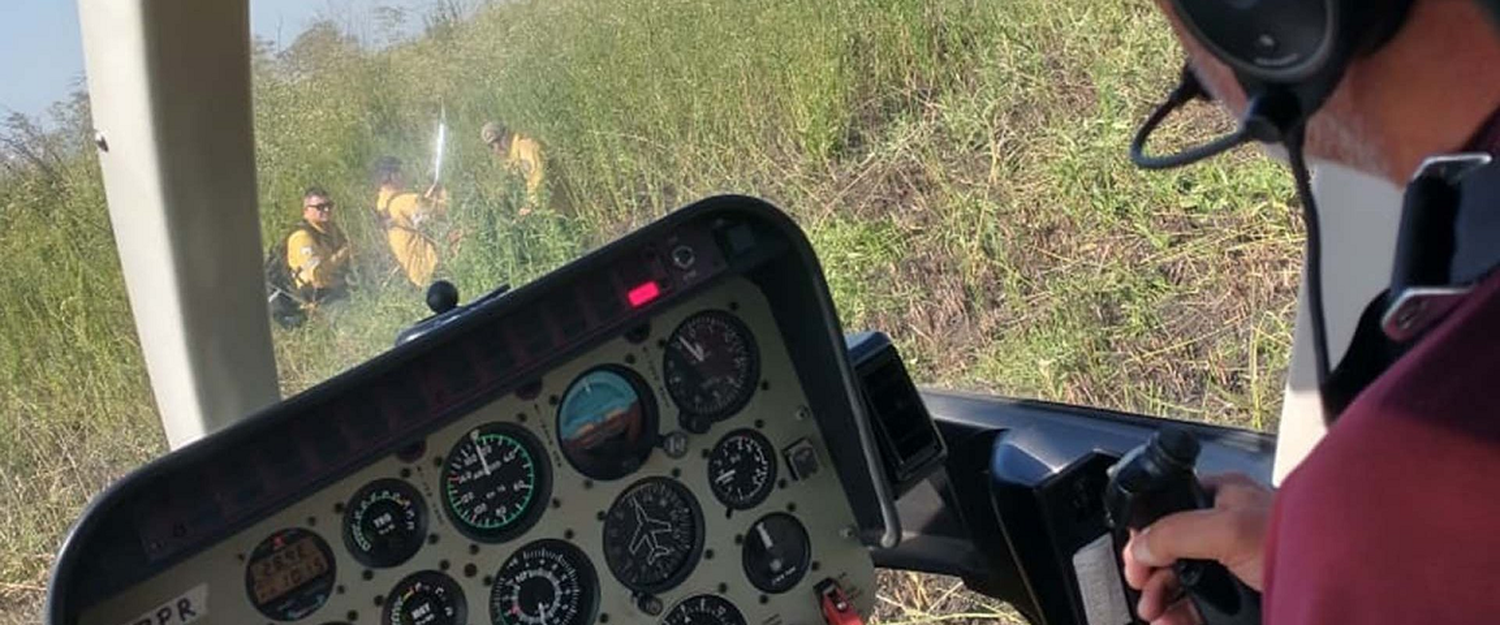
[0,99,163,606]
[0,0,1301,620]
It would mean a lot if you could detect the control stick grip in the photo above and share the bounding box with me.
[1104,428,1262,625]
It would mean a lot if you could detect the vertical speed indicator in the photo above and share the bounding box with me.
[663,310,760,425]
[707,429,777,510]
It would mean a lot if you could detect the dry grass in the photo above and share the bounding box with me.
[873,572,1029,625]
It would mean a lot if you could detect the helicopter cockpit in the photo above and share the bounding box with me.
[51,199,902,625]
[48,197,1275,625]
[39,0,1405,623]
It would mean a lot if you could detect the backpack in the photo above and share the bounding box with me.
[265,226,309,329]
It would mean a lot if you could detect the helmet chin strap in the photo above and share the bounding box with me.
[1133,67,1337,410]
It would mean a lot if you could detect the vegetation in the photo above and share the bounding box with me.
[0,0,1301,622]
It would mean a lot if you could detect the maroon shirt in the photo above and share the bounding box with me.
[1263,269,1500,623]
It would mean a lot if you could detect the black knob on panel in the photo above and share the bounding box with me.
[427,280,459,314]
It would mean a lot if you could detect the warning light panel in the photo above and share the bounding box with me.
[627,281,661,308]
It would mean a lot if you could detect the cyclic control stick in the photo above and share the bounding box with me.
[1104,428,1262,625]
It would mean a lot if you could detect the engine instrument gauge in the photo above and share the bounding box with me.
[488,539,599,625]
[343,478,428,568]
[663,595,748,625]
[557,366,658,481]
[741,513,810,594]
[441,422,550,543]
[383,570,466,625]
[244,527,336,621]
[707,429,777,510]
[601,477,703,592]
[663,310,760,423]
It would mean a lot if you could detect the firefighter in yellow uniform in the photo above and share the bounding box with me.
[285,186,350,305]
[481,121,546,215]
[373,157,446,287]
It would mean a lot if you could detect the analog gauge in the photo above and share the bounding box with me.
[383,570,466,625]
[244,528,336,621]
[663,310,760,423]
[441,422,550,543]
[663,595,748,625]
[557,366,658,481]
[488,539,599,625]
[741,513,811,594]
[601,477,704,592]
[343,478,428,568]
[707,429,777,510]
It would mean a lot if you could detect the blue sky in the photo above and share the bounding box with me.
[0,0,427,120]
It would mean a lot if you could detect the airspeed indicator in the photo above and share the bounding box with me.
[440,422,550,543]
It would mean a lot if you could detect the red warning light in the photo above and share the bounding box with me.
[627,281,661,308]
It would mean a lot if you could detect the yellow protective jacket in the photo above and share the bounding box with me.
[285,220,350,293]
[377,188,443,287]
[506,134,546,208]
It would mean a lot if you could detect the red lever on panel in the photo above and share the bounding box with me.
[817,579,864,625]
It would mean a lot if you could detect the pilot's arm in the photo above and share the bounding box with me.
[1122,473,1272,625]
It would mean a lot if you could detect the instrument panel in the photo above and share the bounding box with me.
[78,278,876,625]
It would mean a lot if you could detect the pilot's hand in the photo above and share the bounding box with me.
[1122,473,1272,625]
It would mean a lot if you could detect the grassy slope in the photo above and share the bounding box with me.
[0,0,1300,621]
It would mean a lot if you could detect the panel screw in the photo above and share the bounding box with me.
[795,406,811,421]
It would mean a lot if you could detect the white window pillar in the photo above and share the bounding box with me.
[78,0,279,449]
